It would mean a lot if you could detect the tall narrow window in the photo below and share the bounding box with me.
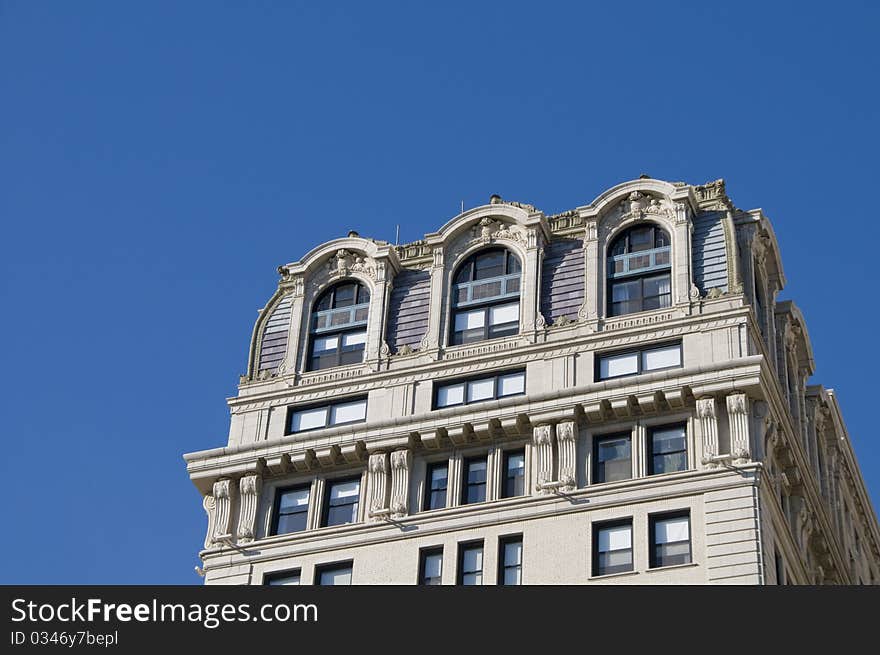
[424,462,449,511]
[650,512,692,568]
[499,536,523,585]
[593,520,633,576]
[272,485,311,535]
[502,450,525,498]
[451,248,521,345]
[315,562,353,585]
[607,224,671,317]
[308,281,370,371]
[458,541,484,585]
[462,457,488,505]
[418,547,444,585]
[649,424,688,475]
[594,433,632,483]
[322,478,360,527]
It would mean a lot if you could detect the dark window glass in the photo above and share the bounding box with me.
[503,450,526,498]
[649,424,687,475]
[315,562,353,585]
[265,570,301,585]
[435,370,525,409]
[462,457,488,505]
[499,536,523,586]
[458,542,484,585]
[594,434,632,483]
[607,224,672,317]
[593,520,633,576]
[323,478,360,527]
[419,547,443,585]
[424,462,448,511]
[650,513,691,568]
[272,486,310,535]
[451,248,521,345]
[308,281,370,371]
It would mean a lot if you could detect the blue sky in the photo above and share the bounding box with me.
[1,2,878,584]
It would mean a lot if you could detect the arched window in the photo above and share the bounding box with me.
[308,281,370,371]
[450,248,521,345]
[607,224,671,317]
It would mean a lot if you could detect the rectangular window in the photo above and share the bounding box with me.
[272,485,310,535]
[649,424,688,475]
[315,561,353,586]
[265,570,301,585]
[462,456,488,505]
[593,520,633,576]
[434,370,525,409]
[322,477,360,527]
[418,547,444,585]
[502,450,526,498]
[287,397,367,434]
[424,462,449,511]
[594,433,632,483]
[650,512,692,568]
[499,535,523,586]
[596,342,682,380]
[458,541,484,585]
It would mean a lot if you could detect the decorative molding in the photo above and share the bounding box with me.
[726,392,751,463]
[389,449,412,518]
[556,420,577,489]
[367,452,389,520]
[328,249,377,281]
[236,473,262,543]
[202,495,216,550]
[532,424,554,493]
[211,478,236,544]
[696,397,720,467]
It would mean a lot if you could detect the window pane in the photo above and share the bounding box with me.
[473,250,505,279]
[279,488,310,511]
[267,573,300,585]
[423,553,442,583]
[655,516,690,544]
[628,227,654,252]
[312,336,338,353]
[652,426,686,454]
[498,371,525,396]
[329,480,360,502]
[642,344,681,370]
[653,452,687,474]
[503,540,522,566]
[466,459,487,484]
[291,407,328,432]
[503,568,521,585]
[436,383,465,408]
[470,279,503,301]
[341,331,367,347]
[455,309,485,331]
[507,252,522,274]
[338,348,363,365]
[318,566,352,585]
[504,452,525,497]
[333,284,355,307]
[598,525,632,551]
[462,547,483,572]
[276,512,308,534]
[599,352,639,378]
[597,436,631,482]
[467,378,495,402]
[330,399,367,425]
[489,302,519,326]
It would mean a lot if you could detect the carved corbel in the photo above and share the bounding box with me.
[727,393,751,463]
[532,424,554,493]
[390,449,412,518]
[696,397,720,467]
[556,420,577,490]
[236,473,262,543]
[202,495,216,550]
[367,452,390,520]
[211,478,237,544]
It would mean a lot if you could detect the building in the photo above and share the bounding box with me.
[184,177,880,585]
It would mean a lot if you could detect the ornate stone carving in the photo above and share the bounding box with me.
[727,393,751,463]
[389,449,411,518]
[535,312,547,330]
[202,495,216,550]
[616,191,674,222]
[532,424,554,493]
[211,478,236,543]
[697,397,720,467]
[328,249,377,280]
[236,473,262,543]
[367,452,389,519]
[556,420,577,489]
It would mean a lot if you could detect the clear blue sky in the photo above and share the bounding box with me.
[1,2,878,584]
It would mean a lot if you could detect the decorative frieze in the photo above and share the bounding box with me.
[236,473,262,543]
[727,393,751,463]
[390,449,412,518]
[367,452,390,521]
[211,478,236,544]
[696,397,720,467]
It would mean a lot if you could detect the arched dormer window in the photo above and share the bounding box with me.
[450,248,521,345]
[607,224,671,317]
[308,281,370,371]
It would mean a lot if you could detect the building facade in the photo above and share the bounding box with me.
[185,177,880,585]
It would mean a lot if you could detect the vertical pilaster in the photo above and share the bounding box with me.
[308,478,325,530]
[283,280,305,374]
[420,248,445,353]
[579,219,599,324]
[366,263,391,364]
[390,449,412,518]
[486,445,502,501]
[212,478,236,543]
[727,392,751,463]
[634,423,647,478]
[672,201,692,306]
[696,397,720,467]
[367,452,389,521]
[556,420,577,490]
[236,473,262,543]
[532,424,554,493]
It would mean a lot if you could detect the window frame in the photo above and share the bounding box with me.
[501,449,526,498]
[433,369,526,410]
[498,534,524,586]
[592,518,634,577]
[423,460,449,511]
[593,432,633,484]
[314,560,354,586]
[594,341,683,381]
[461,455,488,506]
[457,540,485,586]
[649,511,692,569]
[647,422,689,476]
[418,546,444,585]
[321,476,362,528]
[307,281,371,372]
[285,396,368,435]
[270,483,311,536]
[606,224,672,318]
[264,569,302,585]
[450,248,522,346]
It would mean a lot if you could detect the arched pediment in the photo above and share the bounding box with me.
[425,201,548,249]
[280,235,400,281]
